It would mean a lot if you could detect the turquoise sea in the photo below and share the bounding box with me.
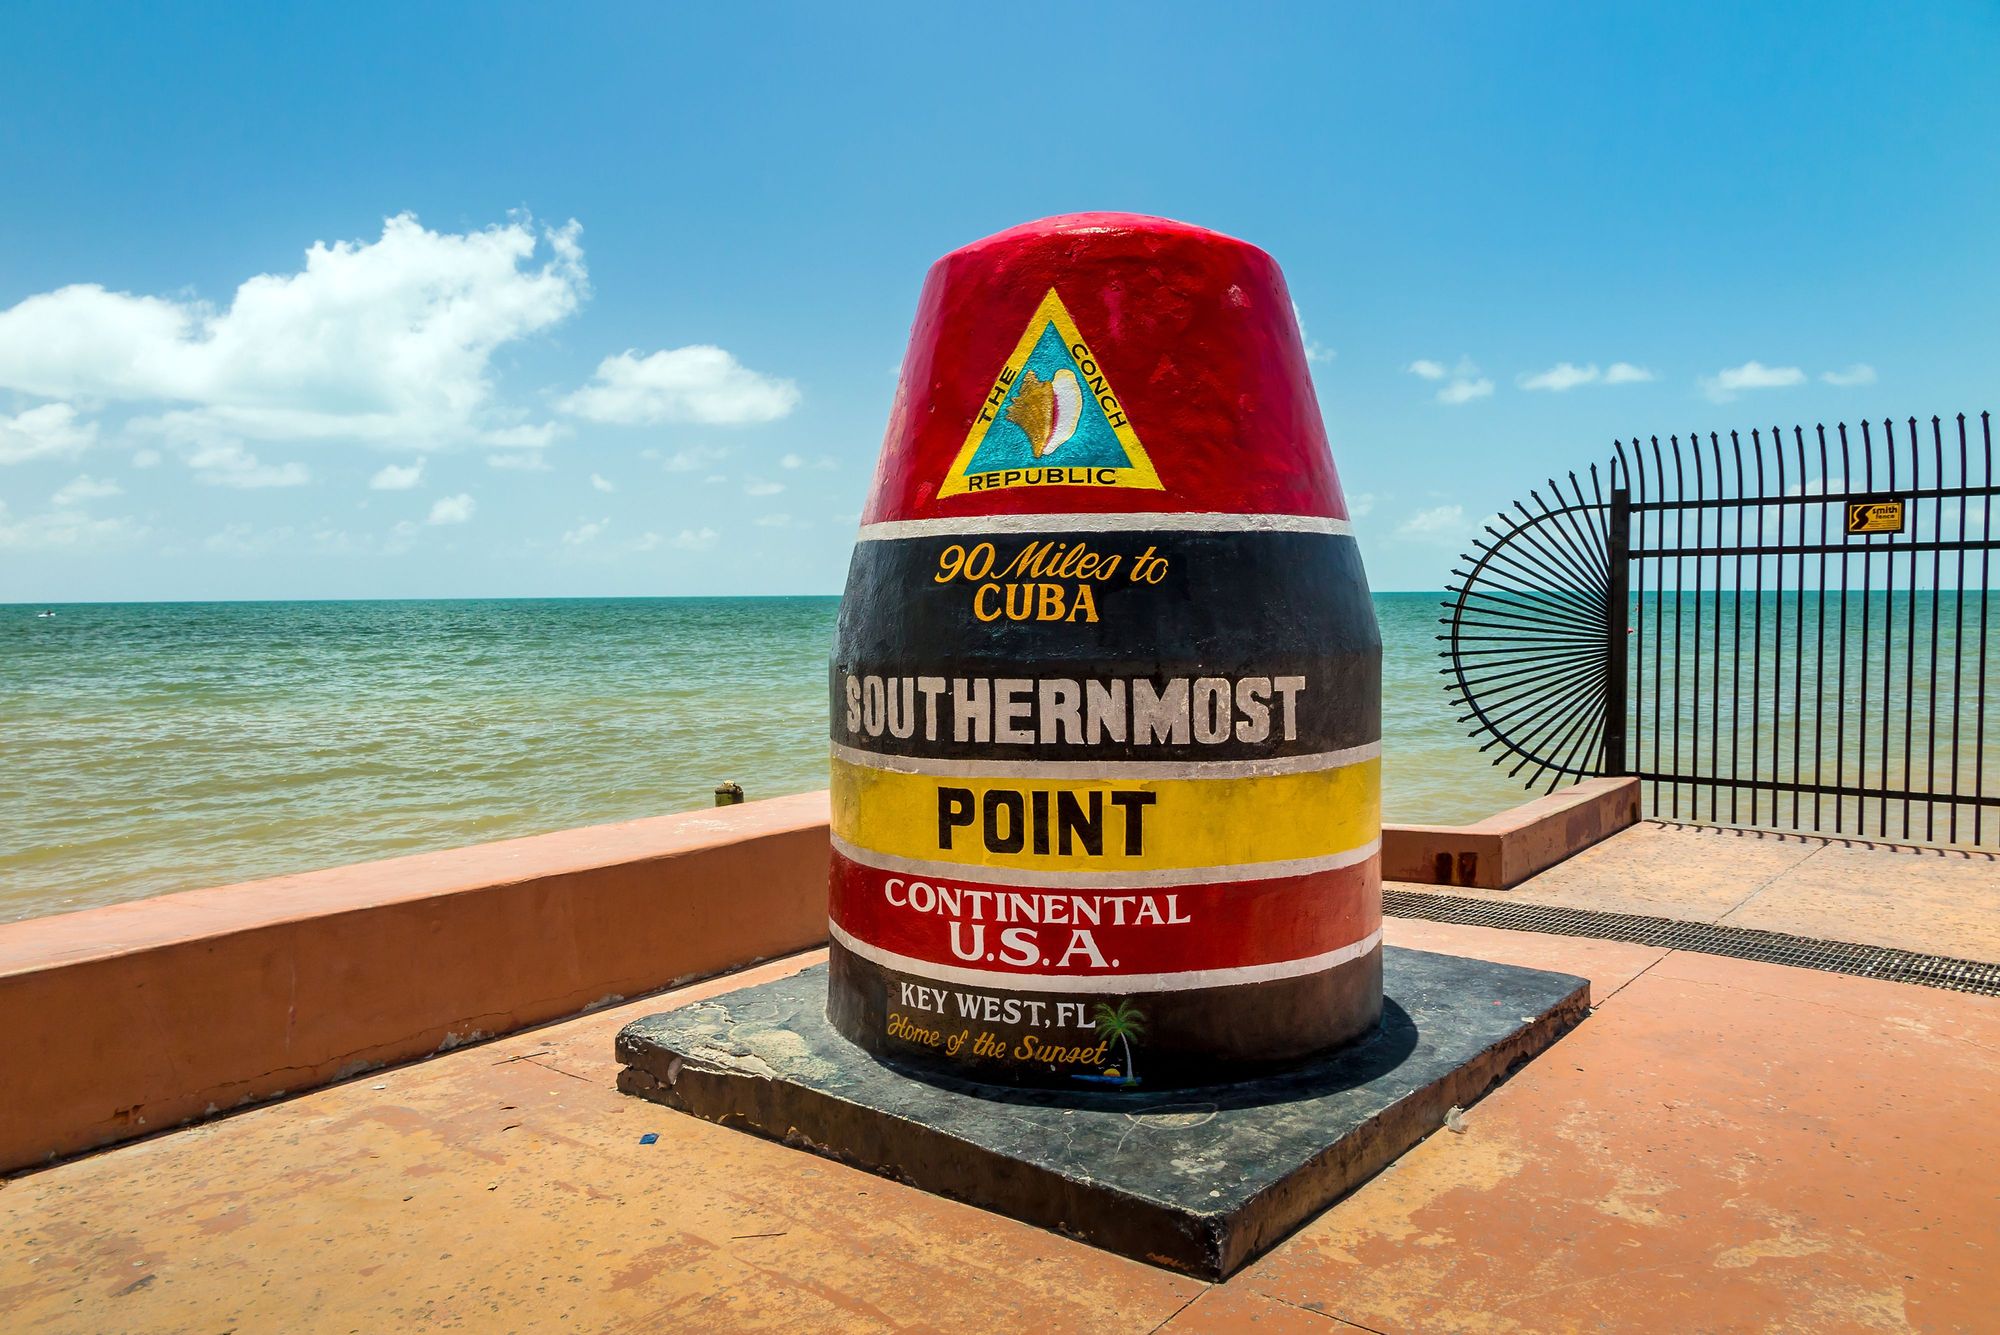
[0,595,1530,922]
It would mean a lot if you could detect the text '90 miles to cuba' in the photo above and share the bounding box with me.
[931,538,1169,623]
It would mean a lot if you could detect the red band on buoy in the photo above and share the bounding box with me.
[830,848,1380,988]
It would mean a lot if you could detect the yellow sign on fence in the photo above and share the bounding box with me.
[1846,500,1905,535]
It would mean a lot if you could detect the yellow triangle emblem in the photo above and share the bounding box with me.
[939,289,1164,498]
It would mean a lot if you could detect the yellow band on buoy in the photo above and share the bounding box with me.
[831,754,1380,874]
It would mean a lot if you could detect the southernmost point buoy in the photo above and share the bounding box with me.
[828,214,1381,1089]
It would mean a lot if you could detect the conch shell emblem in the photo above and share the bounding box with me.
[1005,367,1084,458]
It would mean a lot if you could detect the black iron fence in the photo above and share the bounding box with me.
[1442,414,2000,848]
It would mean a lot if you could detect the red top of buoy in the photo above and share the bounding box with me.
[861,213,1351,525]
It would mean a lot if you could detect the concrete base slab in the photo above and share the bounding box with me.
[615,949,1589,1279]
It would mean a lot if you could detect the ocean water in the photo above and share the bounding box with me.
[0,595,1529,922]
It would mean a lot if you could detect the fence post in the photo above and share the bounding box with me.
[1605,487,1631,774]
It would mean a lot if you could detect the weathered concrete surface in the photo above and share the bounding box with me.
[615,952,1589,1279]
[1415,819,2000,962]
[0,954,1208,1334]
[1386,917,1668,1006]
[3,915,1994,1332]
[1716,831,2000,959]
[0,793,833,1174]
[1237,942,2000,1333]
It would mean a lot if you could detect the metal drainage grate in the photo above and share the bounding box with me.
[1383,889,2000,997]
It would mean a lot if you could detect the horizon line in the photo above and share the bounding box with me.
[0,589,1464,606]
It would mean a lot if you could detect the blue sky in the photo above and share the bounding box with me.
[2,2,1995,599]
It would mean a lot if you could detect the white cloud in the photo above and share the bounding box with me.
[428,493,475,525]
[744,479,784,497]
[0,403,95,464]
[369,460,424,490]
[1821,364,1876,387]
[1346,492,1377,520]
[1701,360,1806,403]
[562,517,610,545]
[310,527,373,556]
[482,422,568,450]
[589,472,615,493]
[0,498,144,551]
[671,527,718,550]
[1292,304,1335,365]
[131,448,162,468]
[202,523,285,557]
[631,531,662,552]
[321,526,377,556]
[779,453,804,469]
[52,474,122,506]
[0,212,584,451]
[1521,362,1600,392]
[754,513,792,528]
[199,523,375,558]
[1520,361,1656,391]
[558,346,799,426]
[188,442,311,489]
[486,450,551,471]
[662,444,728,473]
[1411,357,1490,404]
[1398,504,1466,536]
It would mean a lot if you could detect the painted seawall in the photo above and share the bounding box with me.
[0,779,1636,1175]
[0,793,833,1173]
[1382,776,1640,890]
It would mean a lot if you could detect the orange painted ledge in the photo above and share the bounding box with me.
[1381,775,1641,889]
[0,780,1635,1177]
[0,792,832,1174]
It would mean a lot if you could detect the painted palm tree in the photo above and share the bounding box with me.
[1091,1000,1147,1086]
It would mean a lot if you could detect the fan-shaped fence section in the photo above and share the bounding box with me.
[1442,415,2000,848]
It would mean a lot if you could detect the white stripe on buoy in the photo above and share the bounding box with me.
[829,920,1382,994]
[856,512,1354,542]
[830,740,1380,780]
[830,834,1382,889]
